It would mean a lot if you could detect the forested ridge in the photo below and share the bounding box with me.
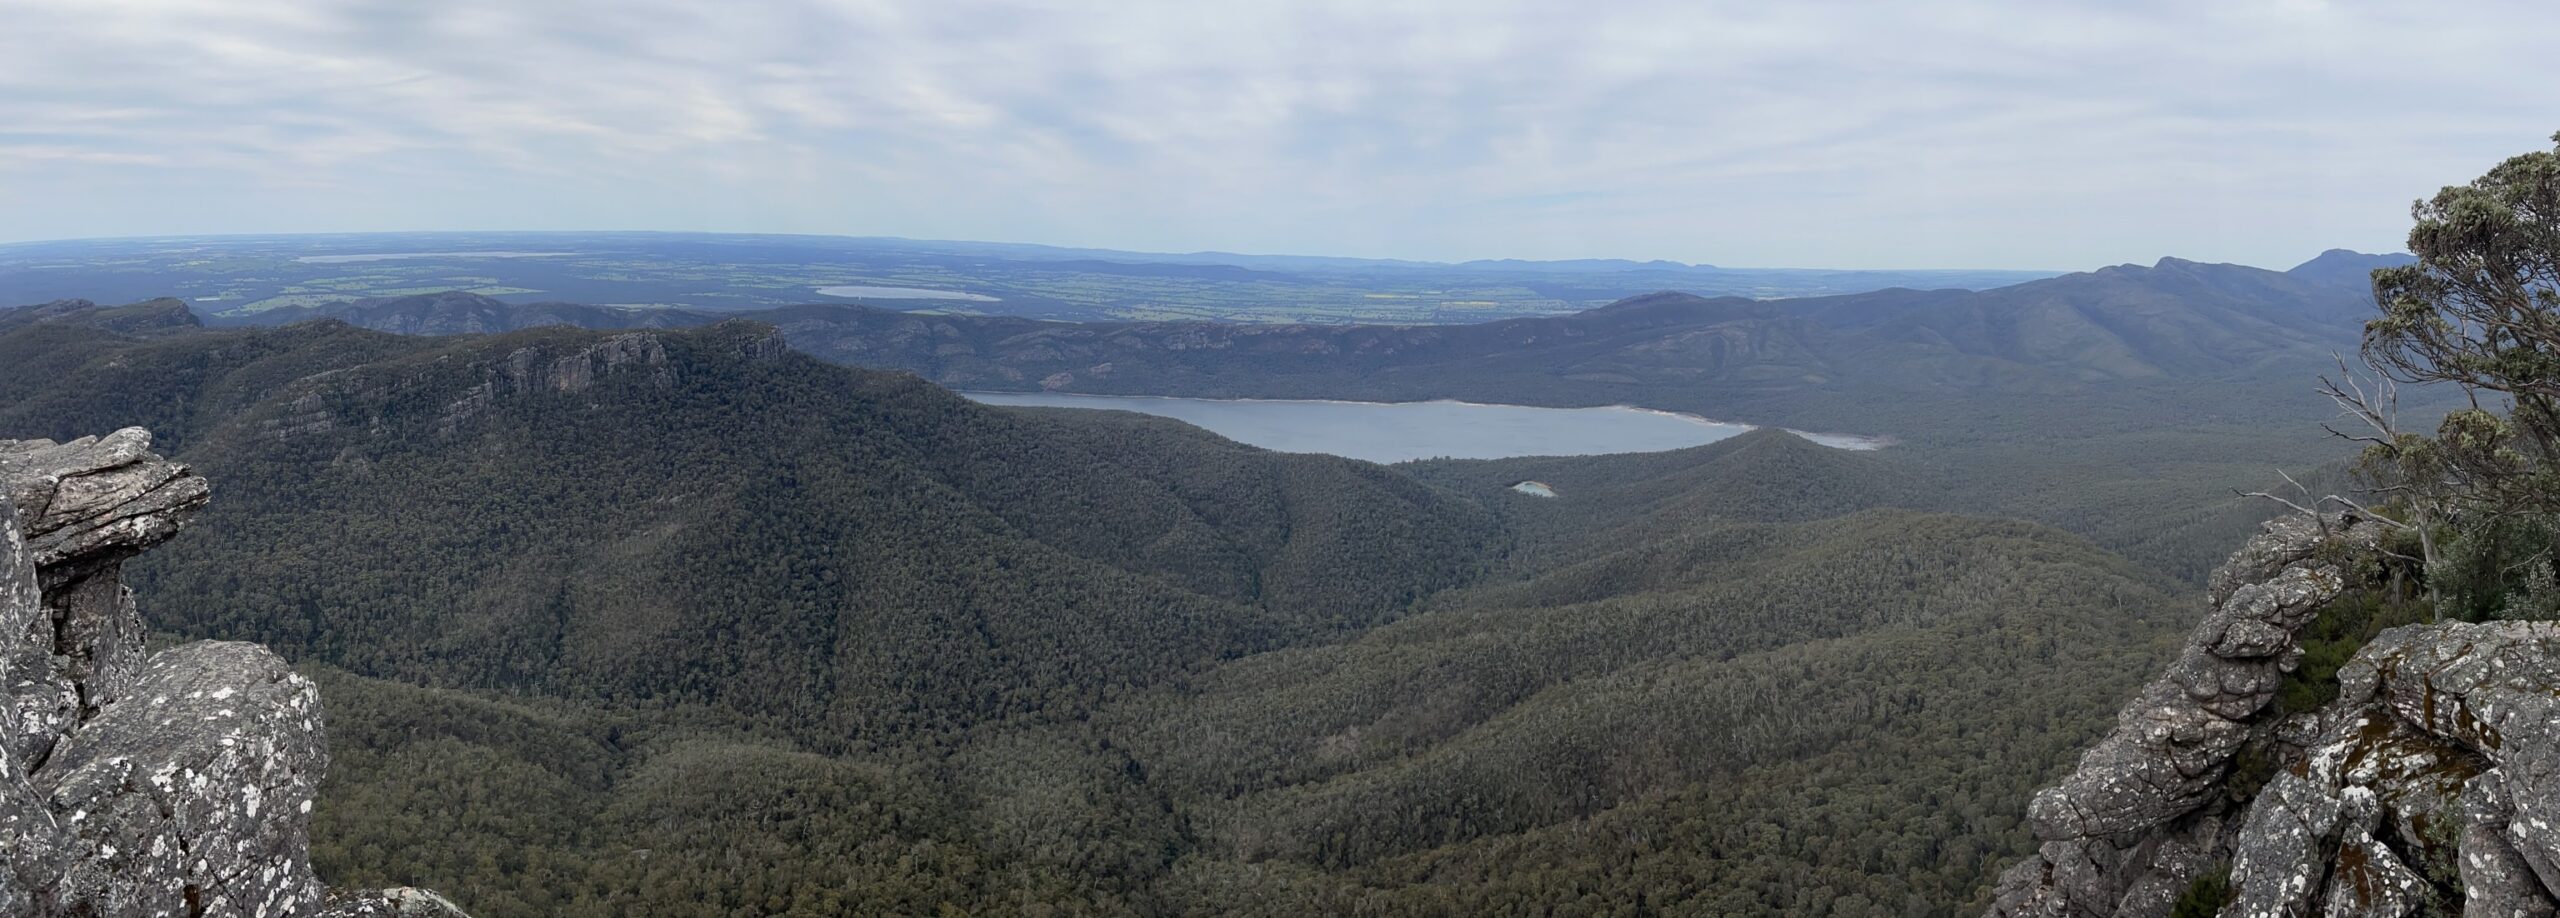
[236,251,2399,446]
[0,304,2241,914]
[181,251,2411,585]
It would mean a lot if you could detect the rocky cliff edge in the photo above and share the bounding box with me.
[1989,512,2560,917]
[0,428,460,917]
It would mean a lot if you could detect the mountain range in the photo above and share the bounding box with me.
[0,248,2425,914]
[9,250,2413,585]
[170,250,2410,441]
[78,250,2406,585]
[0,295,2223,914]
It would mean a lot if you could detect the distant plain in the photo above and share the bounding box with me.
[0,231,2055,324]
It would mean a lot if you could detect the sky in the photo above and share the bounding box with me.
[3,0,2556,270]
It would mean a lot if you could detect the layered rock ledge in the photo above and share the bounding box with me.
[0,429,457,917]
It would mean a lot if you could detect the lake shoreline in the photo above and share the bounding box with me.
[961,390,1891,460]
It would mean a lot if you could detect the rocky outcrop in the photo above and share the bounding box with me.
[1989,512,2560,917]
[0,429,459,917]
[244,322,785,444]
[1,430,214,769]
[318,888,475,916]
[1987,513,2391,917]
[2220,620,2560,917]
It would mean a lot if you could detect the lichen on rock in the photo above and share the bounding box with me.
[0,428,460,917]
[1989,513,2387,917]
[1989,511,2560,917]
[2224,620,2560,917]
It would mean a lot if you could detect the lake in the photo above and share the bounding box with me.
[963,392,1883,463]
[295,251,573,263]
[815,285,1001,301]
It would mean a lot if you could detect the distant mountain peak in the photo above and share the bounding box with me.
[2283,249,2416,289]
[2143,256,2262,273]
[2088,258,2220,276]
[2286,248,2414,273]
[2081,252,2410,280]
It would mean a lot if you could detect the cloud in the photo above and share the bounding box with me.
[3,0,2556,268]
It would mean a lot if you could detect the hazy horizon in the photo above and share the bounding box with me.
[8,1,2556,270]
[0,227,2400,277]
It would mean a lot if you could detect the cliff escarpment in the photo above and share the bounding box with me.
[0,429,455,916]
[1990,513,2560,917]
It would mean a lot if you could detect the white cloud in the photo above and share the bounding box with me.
[2,0,2556,268]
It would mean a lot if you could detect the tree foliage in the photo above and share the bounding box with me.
[2365,132,2560,520]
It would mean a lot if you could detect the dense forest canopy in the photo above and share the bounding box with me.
[0,304,2227,915]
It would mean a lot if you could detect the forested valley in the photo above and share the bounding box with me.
[0,295,2279,915]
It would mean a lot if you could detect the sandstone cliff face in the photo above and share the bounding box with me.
[1990,513,2560,917]
[0,429,458,917]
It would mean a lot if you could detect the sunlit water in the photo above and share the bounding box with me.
[963,392,1882,463]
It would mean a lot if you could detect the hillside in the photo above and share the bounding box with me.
[713,253,2403,437]
[27,270,2379,587]
[1121,510,2186,913]
[0,310,2206,914]
[1132,434,2183,911]
[0,316,1503,736]
[21,269,2368,588]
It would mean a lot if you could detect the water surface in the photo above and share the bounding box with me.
[815,285,1000,301]
[964,392,1881,463]
[296,251,573,263]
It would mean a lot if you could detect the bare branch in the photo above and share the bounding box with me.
[2237,488,2319,517]
[2318,423,2393,448]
